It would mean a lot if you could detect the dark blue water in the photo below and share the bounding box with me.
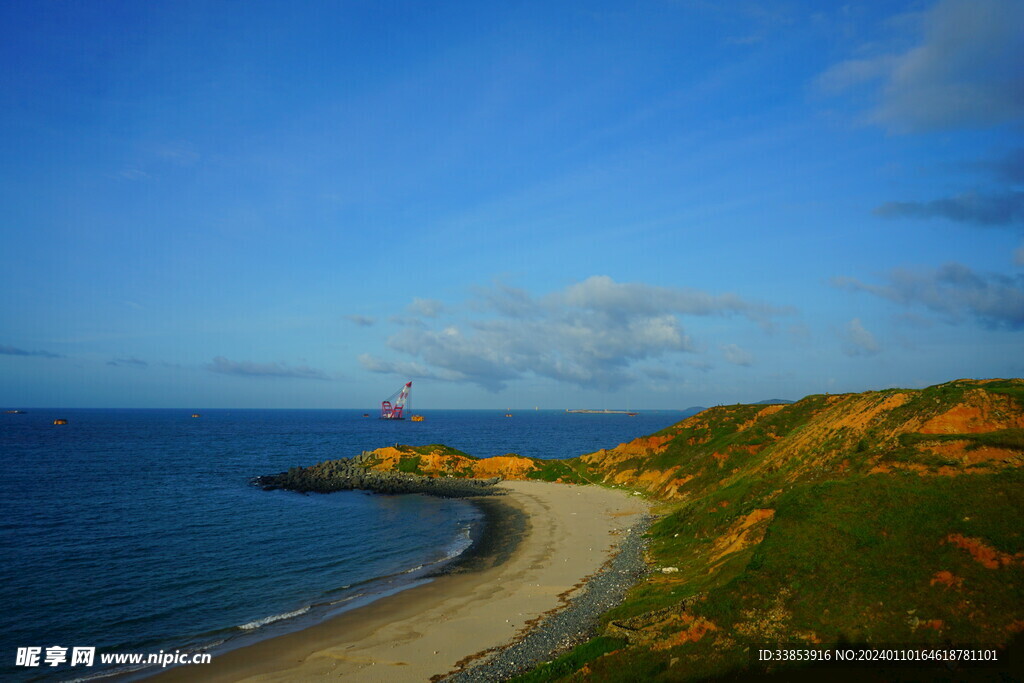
[0,409,678,680]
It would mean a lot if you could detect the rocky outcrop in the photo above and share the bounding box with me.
[255,452,502,498]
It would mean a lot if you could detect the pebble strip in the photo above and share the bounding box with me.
[444,513,653,682]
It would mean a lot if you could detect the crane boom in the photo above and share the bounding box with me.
[380,381,412,419]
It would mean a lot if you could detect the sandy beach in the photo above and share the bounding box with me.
[152,480,649,682]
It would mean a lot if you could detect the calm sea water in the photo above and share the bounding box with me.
[0,409,679,680]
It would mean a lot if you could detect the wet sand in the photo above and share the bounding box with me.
[152,480,649,682]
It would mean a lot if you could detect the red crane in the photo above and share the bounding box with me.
[380,381,412,420]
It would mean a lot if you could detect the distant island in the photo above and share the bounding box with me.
[259,378,1023,680]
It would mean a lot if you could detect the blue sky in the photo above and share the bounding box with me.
[1,0,1022,409]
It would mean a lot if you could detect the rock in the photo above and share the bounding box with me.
[254,456,504,499]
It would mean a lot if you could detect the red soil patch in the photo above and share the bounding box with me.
[471,455,539,479]
[965,446,1022,465]
[830,392,911,432]
[615,434,673,455]
[580,434,673,468]
[710,509,775,562]
[417,451,476,473]
[735,405,786,433]
[369,447,543,480]
[663,475,695,499]
[914,439,1022,467]
[366,446,412,470]
[611,469,637,485]
[929,570,964,589]
[651,615,718,650]
[945,534,1024,569]
[919,392,1024,434]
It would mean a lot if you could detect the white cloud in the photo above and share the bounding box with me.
[407,298,445,318]
[357,354,468,383]
[362,276,788,391]
[721,343,753,367]
[841,318,881,357]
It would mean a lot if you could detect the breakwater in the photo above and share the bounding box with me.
[255,451,503,497]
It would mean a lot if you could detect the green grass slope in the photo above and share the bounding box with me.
[517,379,1024,681]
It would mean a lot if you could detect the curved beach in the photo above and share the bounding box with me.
[153,480,649,682]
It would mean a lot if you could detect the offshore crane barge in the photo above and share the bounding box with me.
[380,381,412,420]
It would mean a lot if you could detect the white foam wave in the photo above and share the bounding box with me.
[239,606,310,630]
[444,523,474,560]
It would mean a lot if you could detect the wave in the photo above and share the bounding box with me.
[444,521,475,561]
[238,606,310,630]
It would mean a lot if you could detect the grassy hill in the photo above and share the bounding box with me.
[518,378,1023,681]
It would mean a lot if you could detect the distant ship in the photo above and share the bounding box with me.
[566,409,639,416]
[410,415,424,422]
[5,409,25,414]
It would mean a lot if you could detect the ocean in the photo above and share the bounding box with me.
[0,408,678,681]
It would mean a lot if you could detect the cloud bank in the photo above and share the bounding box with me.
[0,344,62,358]
[834,263,1024,329]
[360,276,789,391]
[874,191,1024,227]
[820,0,1024,132]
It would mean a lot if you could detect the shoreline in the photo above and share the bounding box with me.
[150,480,650,682]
